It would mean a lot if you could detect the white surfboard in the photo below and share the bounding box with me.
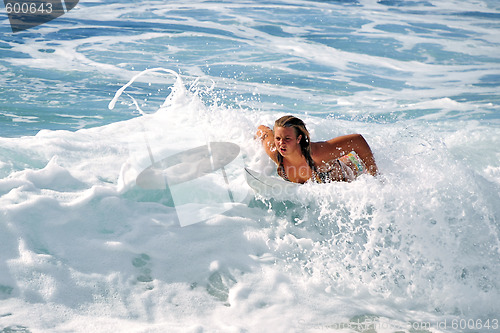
[244,168,299,198]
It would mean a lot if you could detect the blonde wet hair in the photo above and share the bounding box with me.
[274,115,315,170]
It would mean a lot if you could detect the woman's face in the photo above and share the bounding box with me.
[274,126,302,157]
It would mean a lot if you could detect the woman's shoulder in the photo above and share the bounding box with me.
[310,136,356,164]
[312,134,364,151]
[310,141,331,165]
[310,141,330,156]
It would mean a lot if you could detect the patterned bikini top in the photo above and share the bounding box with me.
[277,151,366,183]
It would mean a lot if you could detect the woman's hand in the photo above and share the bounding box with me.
[255,125,278,163]
[255,125,272,141]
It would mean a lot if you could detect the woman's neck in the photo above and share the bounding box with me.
[283,150,306,165]
[282,150,314,183]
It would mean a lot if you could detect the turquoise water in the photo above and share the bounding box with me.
[1,0,499,332]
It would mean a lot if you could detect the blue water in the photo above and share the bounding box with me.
[2,0,498,137]
[1,0,499,332]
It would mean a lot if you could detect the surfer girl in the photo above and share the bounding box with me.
[255,115,378,183]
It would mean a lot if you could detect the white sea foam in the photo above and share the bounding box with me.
[1,0,499,331]
[1,71,499,331]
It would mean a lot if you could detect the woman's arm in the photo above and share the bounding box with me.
[312,134,378,176]
[255,125,278,164]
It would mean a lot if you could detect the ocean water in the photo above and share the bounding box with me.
[1,0,499,332]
